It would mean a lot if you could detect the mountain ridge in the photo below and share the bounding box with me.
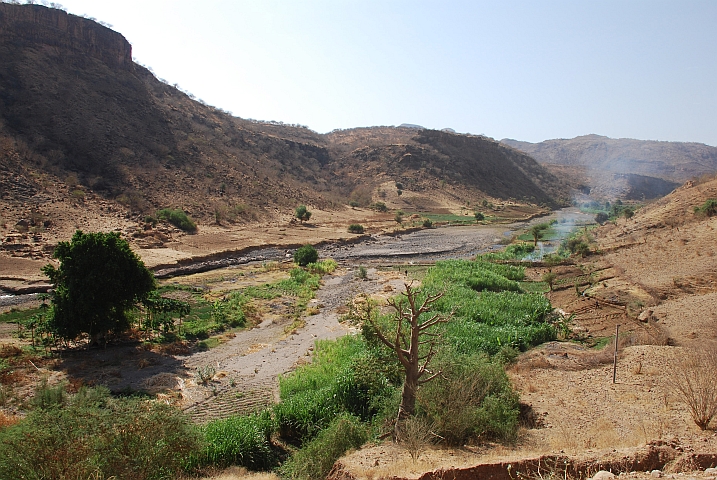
[0,2,566,224]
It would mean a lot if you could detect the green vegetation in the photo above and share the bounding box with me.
[42,230,156,343]
[480,243,534,261]
[295,205,312,223]
[422,218,433,228]
[416,212,481,225]
[694,198,717,218]
[370,202,388,212]
[193,411,277,470]
[474,211,485,222]
[294,244,319,266]
[156,208,197,232]
[3,239,560,476]
[306,259,338,275]
[0,386,200,480]
[580,200,641,224]
[348,224,364,234]
[280,414,369,480]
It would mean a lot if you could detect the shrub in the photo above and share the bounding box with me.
[348,200,360,208]
[306,259,338,274]
[0,388,200,480]
[417,354,519,445]
[348,224,364,234]
[157,208,197,232]
[195,411,277,470]
[295,205,312,223]
[294,244,318,266]
[357,266,368,280]
[668,346,717,430]
[394,210,404,223]
[370,202,388,212]
[422,218,433,228]
[595,212,609,224]
[694,198,717,218]
[474,212,485,222]
[281,414,369,480]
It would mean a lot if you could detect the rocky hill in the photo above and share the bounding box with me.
[0,2,566,230]
[501,135,717,199]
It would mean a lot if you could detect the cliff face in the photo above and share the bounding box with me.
[0,2,132,70]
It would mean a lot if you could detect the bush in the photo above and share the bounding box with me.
[594,212,609,224]
[694,198,717,218]
[422,218,433,228]
[295,205,312,222]
[348,224,364,234]
[294,244,318,266]
[474,212,485,222]
[394,210,404,223]
[0,388,200,480]
[195,411,277,470]
[157,208,197,232]
[417,354,519,445]
[281,414,368,480]
[370,202,388,212]
[668,346,717,430]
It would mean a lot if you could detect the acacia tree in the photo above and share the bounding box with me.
[366,283,450,438]
[42,230,156,346]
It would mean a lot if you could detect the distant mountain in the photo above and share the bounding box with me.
[0,3,568,223]
[501,135,717,183]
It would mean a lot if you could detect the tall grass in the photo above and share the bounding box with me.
[194,411,277,470]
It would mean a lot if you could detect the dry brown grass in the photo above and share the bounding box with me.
[0,411,19,429]
[667,345,717,430]
[195,466,280,480]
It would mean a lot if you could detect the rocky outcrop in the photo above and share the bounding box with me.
[0,3,132,70]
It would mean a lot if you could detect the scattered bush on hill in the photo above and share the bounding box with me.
[348,224,364,234]
[157,208,197,232]
[370,202,388,212]
[694,198,717,218]
[295,205,312,223]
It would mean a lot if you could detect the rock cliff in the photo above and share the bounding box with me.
[0,2,132,70]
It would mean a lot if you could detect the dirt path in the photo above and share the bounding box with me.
[177,267,407,422]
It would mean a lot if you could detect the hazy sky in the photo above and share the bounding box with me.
[52,0,717,145]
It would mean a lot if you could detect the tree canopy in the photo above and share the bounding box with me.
[42,230,156,343]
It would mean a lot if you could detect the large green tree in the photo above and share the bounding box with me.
[42,231,155,344]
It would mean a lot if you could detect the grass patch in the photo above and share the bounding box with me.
[0,307,44,324]
[157,208,197,232]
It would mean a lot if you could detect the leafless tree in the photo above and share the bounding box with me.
[366,283,450,439]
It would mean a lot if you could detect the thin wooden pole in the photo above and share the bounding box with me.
[612,324,620,383]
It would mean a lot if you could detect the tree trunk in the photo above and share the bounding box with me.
[395,366,419,438]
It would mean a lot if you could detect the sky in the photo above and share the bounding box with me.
[47,0,717,145]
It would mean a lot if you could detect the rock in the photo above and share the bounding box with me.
[593,471,615,480]
[638,309,653,322]
[705,468,717,475]
[651,470,662,478]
